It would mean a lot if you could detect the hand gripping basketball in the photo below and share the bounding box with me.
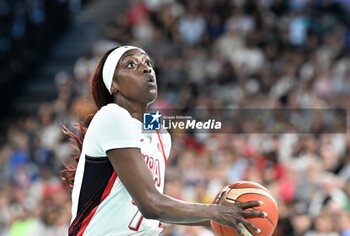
[211,181,279,236]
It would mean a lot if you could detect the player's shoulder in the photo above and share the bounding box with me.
[98,103,130,115]
[89,103,134,127]
[95,103,132,119]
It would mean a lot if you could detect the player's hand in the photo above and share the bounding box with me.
[213,191,267,236]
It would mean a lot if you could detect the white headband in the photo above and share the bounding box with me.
[102,46,145,94]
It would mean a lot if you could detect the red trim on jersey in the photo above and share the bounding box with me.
[77,172,117,236]
[156,131,167,164]
[128,211,144,231]
[158,222,164,231]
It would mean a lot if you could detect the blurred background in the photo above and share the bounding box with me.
[0,0,350,235]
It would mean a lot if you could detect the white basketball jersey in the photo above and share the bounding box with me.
[69,104,171,236]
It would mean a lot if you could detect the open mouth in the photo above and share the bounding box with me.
[146,75,156,87]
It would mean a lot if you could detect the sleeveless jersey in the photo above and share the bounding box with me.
[69,104,171,236]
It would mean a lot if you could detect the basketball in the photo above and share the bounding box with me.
[211,181,278,236]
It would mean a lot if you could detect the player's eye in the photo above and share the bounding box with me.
[126,61,136,69]
[145,60,153,67]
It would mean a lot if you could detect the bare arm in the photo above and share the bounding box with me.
[107,148,265,234]
[177,221,211,227]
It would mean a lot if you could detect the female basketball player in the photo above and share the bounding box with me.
[62,46,266,236]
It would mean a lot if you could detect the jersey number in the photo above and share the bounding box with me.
[128,201,144,231]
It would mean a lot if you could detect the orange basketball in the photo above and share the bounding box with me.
[211,181,278,236]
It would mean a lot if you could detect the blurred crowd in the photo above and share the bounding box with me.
[0,0,87,114]
[1,0,350,235]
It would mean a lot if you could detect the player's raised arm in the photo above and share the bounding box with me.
[107,147,266,234]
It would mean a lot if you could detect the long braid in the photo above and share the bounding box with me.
[60,124,87,188]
